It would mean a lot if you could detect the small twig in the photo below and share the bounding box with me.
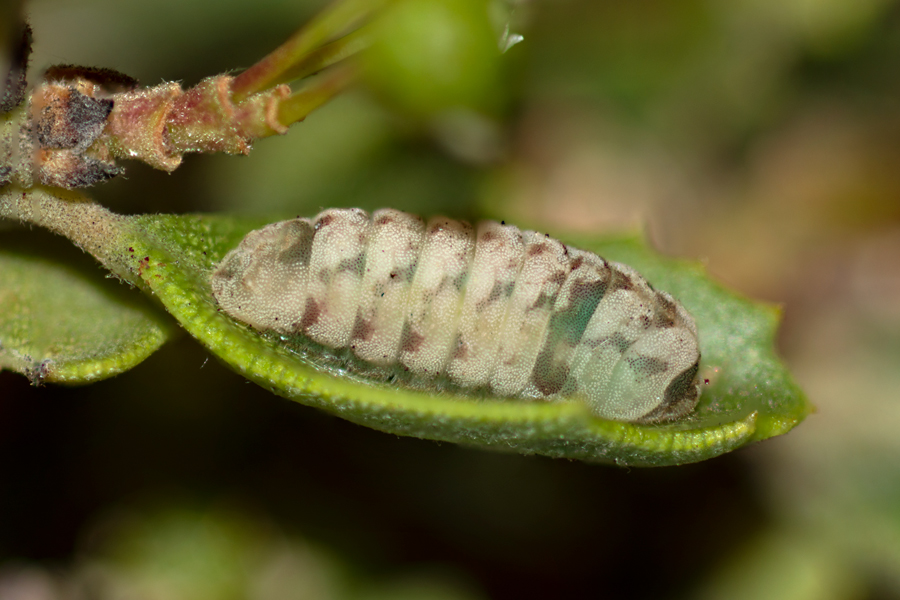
[277,64,357,126]
[231,0,383,102]
[0,185,136,285]
[2,0,379,191]
[275,27,372,87]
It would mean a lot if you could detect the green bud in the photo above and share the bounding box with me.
[362,0,502,118]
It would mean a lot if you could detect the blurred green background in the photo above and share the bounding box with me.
[3,0,900,598]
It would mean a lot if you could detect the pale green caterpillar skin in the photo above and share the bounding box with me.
[210,208,701,423]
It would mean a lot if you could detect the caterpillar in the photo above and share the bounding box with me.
[210,208,701,423]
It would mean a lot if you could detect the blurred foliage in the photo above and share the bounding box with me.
[0,506,485,600]
[3,0,900,598]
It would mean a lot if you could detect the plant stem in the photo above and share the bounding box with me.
[276,65,356,127]
[276,27,371,86]
[0,186,137,285]
[231,0,384,103]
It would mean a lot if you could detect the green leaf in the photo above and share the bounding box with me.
[0,228,176,384]
[112,211,810,466]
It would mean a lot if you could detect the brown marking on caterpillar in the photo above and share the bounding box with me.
[337,254,366,276]
[532,359,568,395]
[351,316,374,341]
[563,278,609,313]
[654,292,678,328]
[451,335,469,361]
[613,272,634,292]
[549,270,567,286]
[451,271,469,291]
[642,361,700,422]
[528,291,557,311]
[628,355,670,376]
[527,244,547,257]
[299,298,321,330]
[399,323,425,354]
[315,214,334,229]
